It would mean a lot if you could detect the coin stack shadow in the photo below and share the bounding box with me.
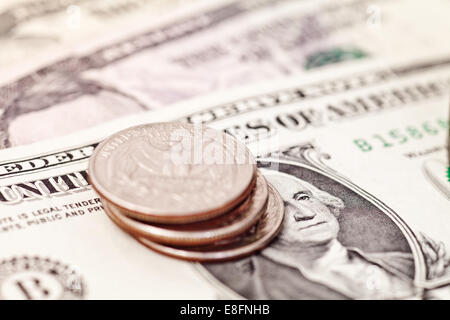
[88,122,285,262]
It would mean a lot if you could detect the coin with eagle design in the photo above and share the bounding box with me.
[89,122,256,224]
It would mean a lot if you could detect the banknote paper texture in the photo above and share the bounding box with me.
[0,54,448,299]
[0,0,205,68]
[1,0,450,148]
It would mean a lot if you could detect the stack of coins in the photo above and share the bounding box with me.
[88,122,284,262]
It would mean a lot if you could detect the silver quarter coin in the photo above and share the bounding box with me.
[89,122,256,223]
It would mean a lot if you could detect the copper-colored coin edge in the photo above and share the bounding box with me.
[101,172,268,246]
[134,183,285,262]
[92,169,257,224]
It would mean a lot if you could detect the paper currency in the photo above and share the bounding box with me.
[0,0,203,68]
[0,54,448,299]
[2,0,450,148]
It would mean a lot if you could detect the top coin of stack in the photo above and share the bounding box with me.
[88,122,284,262]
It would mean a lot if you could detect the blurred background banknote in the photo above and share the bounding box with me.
[1,0,450,148]
[0,0,449,300]
[0,0,205,67]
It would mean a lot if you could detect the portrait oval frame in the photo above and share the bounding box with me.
[194,155,427,299]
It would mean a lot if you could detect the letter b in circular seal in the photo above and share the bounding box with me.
[0,256,85,300]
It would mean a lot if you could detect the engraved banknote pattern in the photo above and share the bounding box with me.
[3,0,449,148]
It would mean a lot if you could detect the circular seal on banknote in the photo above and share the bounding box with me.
[134,183,284,262]
[102,171,268,246]
[0,256,84,300]
[89,122,256,223]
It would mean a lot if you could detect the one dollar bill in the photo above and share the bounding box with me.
[0,55,448,299]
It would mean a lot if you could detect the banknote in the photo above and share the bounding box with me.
[2,0,450,148]
[0,0,204,68]
[0,54,448,299]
